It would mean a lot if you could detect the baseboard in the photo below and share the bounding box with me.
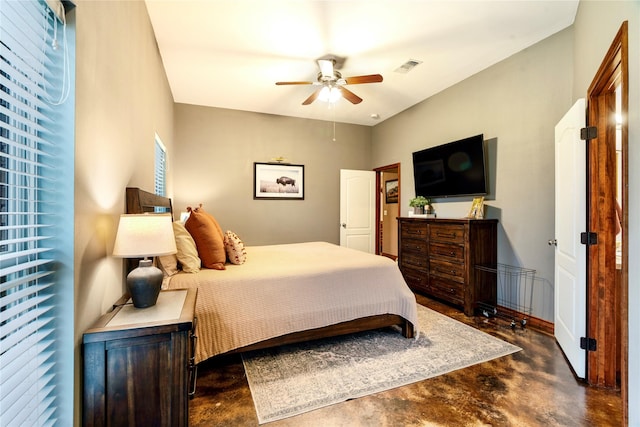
[496,305,554,335]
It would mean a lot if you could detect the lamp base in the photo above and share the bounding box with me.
[126,259,163,308]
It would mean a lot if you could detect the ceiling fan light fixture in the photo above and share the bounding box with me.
[319,86,342,103]
[277,55,381,105]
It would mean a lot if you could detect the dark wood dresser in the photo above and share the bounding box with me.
[398,217,498,316]
[83,288,197,427]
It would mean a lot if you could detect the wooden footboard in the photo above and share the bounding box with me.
[227,314,414,354]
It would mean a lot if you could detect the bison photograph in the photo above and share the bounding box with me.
[254,163,304,199]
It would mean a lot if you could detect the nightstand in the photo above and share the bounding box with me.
[83,288,197,427]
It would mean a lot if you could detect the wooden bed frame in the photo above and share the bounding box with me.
[125,187,414,355]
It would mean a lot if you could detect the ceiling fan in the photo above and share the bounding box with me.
[275,57,383,105]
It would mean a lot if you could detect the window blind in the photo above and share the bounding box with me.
[0,1,73,426]
[154,135,167,197]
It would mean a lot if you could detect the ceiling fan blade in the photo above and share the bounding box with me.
[344,74,383,85]
[302,88,322,105]
[275,81,314,85]
[337,86,363,104]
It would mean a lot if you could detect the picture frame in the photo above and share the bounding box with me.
[254,162,304,200]
[466,196,485,219]
[385,179,398,204]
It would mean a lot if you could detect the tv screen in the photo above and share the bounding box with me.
[412,134,487,198]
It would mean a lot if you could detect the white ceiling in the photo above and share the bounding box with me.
[145,0,578,126]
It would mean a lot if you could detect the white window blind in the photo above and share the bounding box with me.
[0,1,74,426]
[154,135,166,198]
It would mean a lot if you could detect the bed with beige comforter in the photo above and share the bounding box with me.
[165,241,418,363]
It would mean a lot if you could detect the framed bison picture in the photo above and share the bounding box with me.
[254,162,305,200]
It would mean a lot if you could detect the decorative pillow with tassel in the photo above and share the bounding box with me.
[224,230,247,265]
[184,204,226,270]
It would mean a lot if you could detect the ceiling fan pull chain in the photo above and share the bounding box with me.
[332,104,337,142]
[333,120,336,142]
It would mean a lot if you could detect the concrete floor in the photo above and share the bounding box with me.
[189,294,622,426]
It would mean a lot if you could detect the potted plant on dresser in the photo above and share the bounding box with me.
[409,196,433,215]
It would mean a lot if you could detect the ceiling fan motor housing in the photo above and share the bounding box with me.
[317,70,342,84]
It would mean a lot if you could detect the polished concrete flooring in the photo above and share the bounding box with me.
[189,294,622,426]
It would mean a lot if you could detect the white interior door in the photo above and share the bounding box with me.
[554,98,587,379]
[340,169,375,253]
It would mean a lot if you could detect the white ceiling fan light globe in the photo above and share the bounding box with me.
[319,85,342,103]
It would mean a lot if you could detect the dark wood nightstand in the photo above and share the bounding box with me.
[83,288,197,427]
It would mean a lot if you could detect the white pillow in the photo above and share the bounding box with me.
[157,253,179,277]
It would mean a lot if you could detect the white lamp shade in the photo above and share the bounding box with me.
[113,213,177,258]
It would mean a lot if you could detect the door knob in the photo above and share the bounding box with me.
[548,239,557,246]
[341,223,347,228]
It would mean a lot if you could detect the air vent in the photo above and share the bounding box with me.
[394,59,423,74]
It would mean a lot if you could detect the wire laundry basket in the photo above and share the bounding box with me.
[475,263,536,328]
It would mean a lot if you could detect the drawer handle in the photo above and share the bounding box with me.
[435,250,456,257]
[407,230,423,235]
[436,268,456,275]
[449,288,455,293]
[437,232,457,238]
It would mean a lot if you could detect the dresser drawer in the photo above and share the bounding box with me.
[429,224,465,243]
[429,242,464,260]
[428,277,465,305]
[400,267,428,292]
[401,238,428,254]
[401,222,427,239]
[430,258,465,282]
[401,252,428,269]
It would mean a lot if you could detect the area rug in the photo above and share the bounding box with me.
[242,305,522,424]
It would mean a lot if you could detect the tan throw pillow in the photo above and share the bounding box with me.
[157,254,179,277]
[184,205,226,270]
[224,230,247,265]
[173,221,201,273]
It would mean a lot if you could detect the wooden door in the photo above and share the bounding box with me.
[585,21,627,419]
[554,98,587,379]
[339,169,376,253]
[375,163,401,258]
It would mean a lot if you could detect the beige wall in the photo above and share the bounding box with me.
[73,0,175,424]
[371,28,574,322]
[172,104,371,246]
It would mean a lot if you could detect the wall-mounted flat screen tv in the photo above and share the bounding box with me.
[412,134,487,198]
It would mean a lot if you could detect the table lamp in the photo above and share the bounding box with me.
[113,213,177,308]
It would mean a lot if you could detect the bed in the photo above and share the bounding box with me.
[125,187,418,364]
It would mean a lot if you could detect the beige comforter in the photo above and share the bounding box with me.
[167,241,418,363]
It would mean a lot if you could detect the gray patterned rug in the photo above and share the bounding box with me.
[242,304,521,424]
